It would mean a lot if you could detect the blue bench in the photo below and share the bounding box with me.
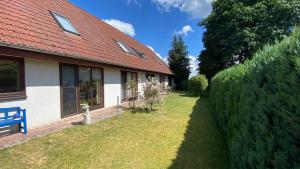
[0,107,27,134]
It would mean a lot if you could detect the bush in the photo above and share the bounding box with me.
[143,78,162,111]
[127,80,138,109]
[210,28,300,169]
[188,75,208,96]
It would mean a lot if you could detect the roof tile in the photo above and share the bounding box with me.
[0,0,171,74]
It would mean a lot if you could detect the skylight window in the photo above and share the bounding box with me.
[116,41,130,53]
[116,40,138,56]
[132,48,148,60]
[51,12,80,35]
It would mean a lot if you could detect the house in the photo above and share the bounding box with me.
[0,0,172,129]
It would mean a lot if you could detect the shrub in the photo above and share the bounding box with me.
[188,74,208,96]
[143,78,161,111]
[127,80,138,109]
[210,28,300,169]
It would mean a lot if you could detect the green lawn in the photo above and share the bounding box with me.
[0,92,229,169]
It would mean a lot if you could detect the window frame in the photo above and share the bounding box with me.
[60,63,104,118]
[0,56,26,100]
[115,40,139,56]
[159,75,165,83]
[120,70,138,101]
[116,41,130,53]
[50,11,80,36]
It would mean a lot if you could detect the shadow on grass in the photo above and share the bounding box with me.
[169,98,230,169]
[174,90,199,98]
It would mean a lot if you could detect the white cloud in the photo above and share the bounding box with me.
[189,55,199,77]
[151,0,215,19]
[176,25,193,36]
[103,19,136,37]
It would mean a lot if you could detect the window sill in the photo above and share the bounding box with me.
[0,92,27,101]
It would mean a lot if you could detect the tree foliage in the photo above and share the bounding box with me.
[210,28,300,169]
[199,0,300,80]
[168,35,190,89]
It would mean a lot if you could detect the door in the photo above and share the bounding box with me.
[78,67,104,109]
[61,65,77,117]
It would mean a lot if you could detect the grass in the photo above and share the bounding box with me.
[0,92,229,169]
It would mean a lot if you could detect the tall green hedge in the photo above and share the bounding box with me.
[210,28,300,169]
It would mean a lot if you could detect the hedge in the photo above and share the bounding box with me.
[210,28,300,169]
[188,74,208,96]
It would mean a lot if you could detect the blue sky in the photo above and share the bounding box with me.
[69,0,214,76]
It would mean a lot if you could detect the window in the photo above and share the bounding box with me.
[51,12,80,35]
[159,75,165,83]
[78,67,103,107]
[116,41,130,53]
[132,48,148,60]
[60,64,104,117]
[121,71,138,101]
[116,40,139,56]
[146,73,155,81]
[0,57,25,99]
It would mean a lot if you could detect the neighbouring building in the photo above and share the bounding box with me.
[0,0,172,129]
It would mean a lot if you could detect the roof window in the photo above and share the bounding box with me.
[116,40,138,56]
[132,48,148,60]
[51,12,80,35]
[116,41,130,53]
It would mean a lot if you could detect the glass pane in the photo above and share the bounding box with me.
[62,66,76,87]
[121,71,127,100]
[132,73,137,82]
[79,67,91,106]
[52,13,79,34]
[62,88,77,115]
[91,69,102,106]
[61,66,77,115]
[0,59,20,93]
[117,41,129,53]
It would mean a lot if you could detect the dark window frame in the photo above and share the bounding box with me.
[60,63,104,118]
[78,66,104,110]
[0,56,26,100]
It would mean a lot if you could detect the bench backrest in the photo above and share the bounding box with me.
[0,107,21,121]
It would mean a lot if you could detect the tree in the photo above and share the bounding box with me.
[168,35,191,89]
[199,0,300,80]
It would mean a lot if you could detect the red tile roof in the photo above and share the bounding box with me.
[0,0,172,74]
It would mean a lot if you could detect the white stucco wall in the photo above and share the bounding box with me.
[0,58,169,130]
[0,58,61,129]
[103,67,121,107]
